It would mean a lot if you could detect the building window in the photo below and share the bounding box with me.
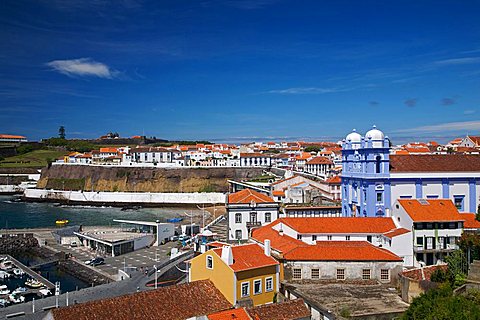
[336,269,345,280]
[375,155,382,173]
[362,269,371,280]
[297,234,302,240]
[250,212,257,223]
[241,282,250,297]
[367,235,372,243]
[311,268,320,279]
[253,279,262,295]
[235,230,242,240]
[235,213,242,223]
[312,235,317,241]
[345,236,351,241]
[265,277,273,292]
[376,192,382,202]
[265,212,271,223]
[417,237,423,246]
[454,196,464,211]
[206,255,213,269]
[327,235,332,240]
[380,269,390,281]
[293,268,302,280]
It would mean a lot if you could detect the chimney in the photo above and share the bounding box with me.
[264,239,271,256]
[221,245,233,265]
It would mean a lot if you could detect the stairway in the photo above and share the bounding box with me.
[208,215,228,242]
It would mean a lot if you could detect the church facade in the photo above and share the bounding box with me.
[342,126,480,217]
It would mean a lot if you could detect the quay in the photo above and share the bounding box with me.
[3,254,55,289]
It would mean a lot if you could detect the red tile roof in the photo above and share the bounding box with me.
[390,154,480,172]
[284,241,402,262]
[274,217,396,234]
[306,156,332,165]
[246,299,311,320]
[0,134,26,139]
[208,308,252,320]
[326,176,341,184]
[383,228,410,238]
[50,280,231,320]
[212,244,279,272]
[398,199,465,222]
[251,223,306,254]
[461,213,480,229]
[271,175,298,186]
[468,136,480,146]
[272,190,285,197]
[99,147,118,153]
[401,264,448,281]
[228,189,274,204]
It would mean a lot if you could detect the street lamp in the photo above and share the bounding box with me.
[154,265,158,289]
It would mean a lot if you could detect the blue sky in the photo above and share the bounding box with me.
[1,0,479,144]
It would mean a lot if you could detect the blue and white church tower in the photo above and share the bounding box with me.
[341,126,391,217]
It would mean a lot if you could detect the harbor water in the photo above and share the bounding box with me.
[0,195,203,229]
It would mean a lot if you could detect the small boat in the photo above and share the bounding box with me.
[0,271,11,279]
[8,293,25,304]
[12,287,27,295]
[25,279,44,289]
[0,285,10,295]
[38,289,51,296]
[167,218,183,223]
[0,260,13,271]
[55,219,69,226]
[12,268,24,277]
[0,298,9,308]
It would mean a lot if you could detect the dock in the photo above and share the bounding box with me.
[4,254,55,289]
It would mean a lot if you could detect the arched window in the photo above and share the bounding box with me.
[375,155,382,173]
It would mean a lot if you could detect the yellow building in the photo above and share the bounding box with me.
[188,242,280,307]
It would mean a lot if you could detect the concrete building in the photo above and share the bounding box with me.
[0,134,27,143]
[227,189,279,241]
[188,243,280,307]
[304,156,333,177]
[342,126,480,217]
[240,153,272,167]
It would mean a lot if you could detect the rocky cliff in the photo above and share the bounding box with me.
[37,165,267,193]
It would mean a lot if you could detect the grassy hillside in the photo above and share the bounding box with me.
[0,149,65,168]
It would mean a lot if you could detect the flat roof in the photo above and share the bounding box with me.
[75,227,151,246]
[285,282,408,318]
[113,219,172,227]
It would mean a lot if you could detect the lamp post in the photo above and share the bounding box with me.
[154,265,158,289]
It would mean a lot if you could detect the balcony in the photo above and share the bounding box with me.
[246,221,262,228]
[414,244,459,253]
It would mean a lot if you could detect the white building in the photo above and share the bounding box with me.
[131,147,172,164]
[240,153,272,167]
[226,189,279,241]
[304,156,333,177]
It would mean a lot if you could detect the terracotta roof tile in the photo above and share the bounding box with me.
[390,154,480,172]
[383,228,411,238]
[246,299,310,320]
[212,244,279,272]
[460,213,480,229]
[276,217,396,234]
[326,176,341,184]
[50,280,231,320]
[398,199,465,222]
[306,156,333,165]
[208,308,252,320]
[228,189,275,204]
[0,134,26,139]
[251,222,305,254]
[272,190,285,196]
[401,265,448,281]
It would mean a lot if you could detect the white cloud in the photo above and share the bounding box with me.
[464,110,477,115]
[434,57,480,66]
[267,87,344,94]
[393,120,480,134]
[46,58,119,79]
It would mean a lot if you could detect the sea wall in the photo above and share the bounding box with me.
[37,165,266,193]
[24,189,226,205]
[0,233,38,254]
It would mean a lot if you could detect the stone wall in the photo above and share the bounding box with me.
[0,233,38,254]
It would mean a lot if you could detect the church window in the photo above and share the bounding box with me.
[375,155,382,173]
[376,192,383,202]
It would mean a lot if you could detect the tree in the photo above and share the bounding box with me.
[58,126,66,139]
[304,146,321,153]
[445,250,467,287]
[476,205,480,222]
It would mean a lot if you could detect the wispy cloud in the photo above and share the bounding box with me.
[441,97,456,106]
[267,87,343,94]
[434,57,480,66]
[404,98,417,107]
[464,110,476,115]
[393,120,480,134]
[45,58,120,79]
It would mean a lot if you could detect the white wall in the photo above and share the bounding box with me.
[24,189,226,204]
[391,182,415,200]
[133,234,155,250]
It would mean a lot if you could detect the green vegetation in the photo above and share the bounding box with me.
[460,233,480,263]
[0,149,66,168]
[445,250,468,287]
[43,137,96,153]
[304,146,321,152]
[401,285,480,320]
[248,174,275,183]
[48,178,85,190]
[58,126,66,139]
[199,184,216,192]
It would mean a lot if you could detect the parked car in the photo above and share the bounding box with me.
[85,257,105,266]
[69,241,78,248]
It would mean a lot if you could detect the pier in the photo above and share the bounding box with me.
[3,254,55,289]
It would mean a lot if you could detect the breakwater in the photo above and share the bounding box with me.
[0,233,38,254]
[24,189,225,206]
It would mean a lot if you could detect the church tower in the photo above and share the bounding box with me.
[341,126,391,217]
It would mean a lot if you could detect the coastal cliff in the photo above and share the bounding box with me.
[37,165,266,193]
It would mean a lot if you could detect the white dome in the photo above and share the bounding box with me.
[365,125,384,141]
[345,129,362,143]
